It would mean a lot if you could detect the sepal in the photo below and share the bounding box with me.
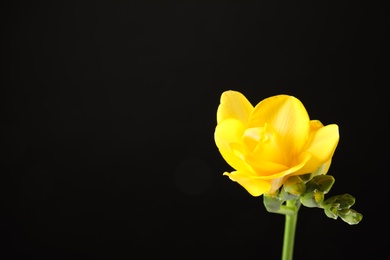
[263,190,300,215]
[263,192,283,213]
[279,187,299,201]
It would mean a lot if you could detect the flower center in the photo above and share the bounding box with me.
[242,124,270,152]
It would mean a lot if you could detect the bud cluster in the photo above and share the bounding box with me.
[263,174,362,225]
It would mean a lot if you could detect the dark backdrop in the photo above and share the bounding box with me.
[1,1,388,259]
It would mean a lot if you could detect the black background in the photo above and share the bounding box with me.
[1,1,388,259]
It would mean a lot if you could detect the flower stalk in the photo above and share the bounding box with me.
[281,200,299,260]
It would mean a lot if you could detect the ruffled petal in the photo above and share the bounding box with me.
[249,95,310,159]
[223,171,271,196]
[249,123,287,169]
[217,90,254,125]
[245,126,289,175]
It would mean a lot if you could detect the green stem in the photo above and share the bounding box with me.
[281,200,299,260]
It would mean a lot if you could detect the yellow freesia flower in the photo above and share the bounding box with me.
[214,90,339,197]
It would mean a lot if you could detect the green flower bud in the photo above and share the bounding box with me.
[300,189,324,208]
[306,175,335,194]
[299,173,313,182]
[321,194,362,224]
[323,194,355,209]
[283,176,306,196]
[263,193,283,212]
[323,203,339,219]
[338,209,363,225]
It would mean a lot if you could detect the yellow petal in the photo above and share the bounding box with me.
[223,171,271,196]
[254,153,311,180]
[217,90,254,125]
[302,124,339,173]
[245,158,289,175]
[214,118,254,173]
[310,119,324,130]
[249,95,310,159]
